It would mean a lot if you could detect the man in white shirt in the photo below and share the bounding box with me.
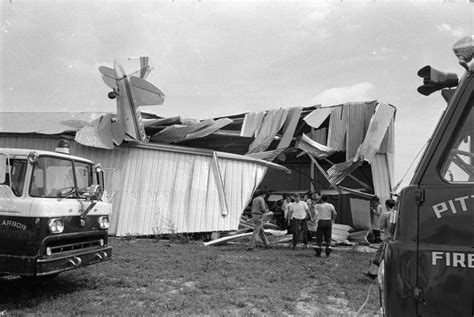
[314,195,337,257]
[287,194,312,249]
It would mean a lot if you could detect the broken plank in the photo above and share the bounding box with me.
[203,232,252,246]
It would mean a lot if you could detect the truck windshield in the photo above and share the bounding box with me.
[30,156,93,198]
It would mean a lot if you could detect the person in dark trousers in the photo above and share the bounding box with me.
[364,198,397,279]
[247,191,271,251]
[368,196,383,243]
[314,195,337,257]
[287,193,312,249]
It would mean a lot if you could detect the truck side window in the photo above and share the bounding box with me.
[441,102,474,183]
[9,159,27,197]
[75,162,93,190]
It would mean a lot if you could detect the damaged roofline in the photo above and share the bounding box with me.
[126,141,291,174]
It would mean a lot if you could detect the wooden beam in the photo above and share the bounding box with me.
[307,154,340,192]
[339,186,375,199]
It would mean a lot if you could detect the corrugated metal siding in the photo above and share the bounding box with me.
[345,103,365,160]
[150,119,213,143]
[363,101,377,136]
[0,135,269,235]
[248,109,288,154]
[371,153,391,213]
[297,133,337,159]
[184,118,233,141]
[310,128,327,145]
[113,148,268,235]
[303,107,332,129]
[356,103,396,163]
[278,107,302,149]
[241,112,265,137]
[327,106,346,151]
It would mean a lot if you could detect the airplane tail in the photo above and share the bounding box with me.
[98,57,165,143]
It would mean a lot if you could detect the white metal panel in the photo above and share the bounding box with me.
[345,103,365,160]
[184,118,233,141]
[371,153,391,213]
[297,133,337,159]
[278,107,303,149]
[247,109,288,154]
[303,107,332,129]
[310,128,327,145]
[150,119,213,143]
[355,103,396,163]
[113,146,270,235]
[241,112,265,137]
[0,112,107,134]
[327,106,346,151]
[363,101,377,136]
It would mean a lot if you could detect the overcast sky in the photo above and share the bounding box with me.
[1,1,473,188]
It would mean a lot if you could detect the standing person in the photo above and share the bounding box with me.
[247,191,271,251]
[305,192,317,242]
[314,195,337,257]
[369,196,383,243]
[287,194,312,249]
[364,199,397,279]
[282,194,292,230]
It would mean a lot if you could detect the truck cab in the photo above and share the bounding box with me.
[383,36,473,316]
[0,142,112,277]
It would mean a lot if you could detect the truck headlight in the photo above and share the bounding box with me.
[48,218,64,234]
[98,216,109,229]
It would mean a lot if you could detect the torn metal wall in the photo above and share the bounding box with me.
[371,153,392,212]
[0,134,283,236]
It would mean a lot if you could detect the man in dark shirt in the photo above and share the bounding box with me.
[247,191,271,251]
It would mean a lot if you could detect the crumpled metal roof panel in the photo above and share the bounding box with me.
[0,112,109,134]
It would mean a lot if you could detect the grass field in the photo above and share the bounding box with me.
[0,237,381,316]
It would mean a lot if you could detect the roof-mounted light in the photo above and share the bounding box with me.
[55,139,70,154]
[453,35,474,70]
[417,65,458,96]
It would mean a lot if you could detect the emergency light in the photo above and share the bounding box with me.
[417,65,458,96]
[55,139,70,154]
[417,35,474,98]
[453,35,474,68]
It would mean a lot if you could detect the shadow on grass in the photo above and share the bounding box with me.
[0,273,96,310]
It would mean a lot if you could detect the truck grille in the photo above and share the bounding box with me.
[44,236,105,256]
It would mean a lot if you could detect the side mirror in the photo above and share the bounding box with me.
[84,184,103,201]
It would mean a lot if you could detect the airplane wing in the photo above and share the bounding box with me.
[98,66,117,89]
[130,76,165,106]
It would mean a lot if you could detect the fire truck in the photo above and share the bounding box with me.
[383,36,473,316]
[0,141,112,277]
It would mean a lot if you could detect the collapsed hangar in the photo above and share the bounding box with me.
[0,100,395,234]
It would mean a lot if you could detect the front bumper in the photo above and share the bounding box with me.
[36,246,112,276]
[0,246,112,277]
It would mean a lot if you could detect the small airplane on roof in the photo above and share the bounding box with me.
[98,57,165,143]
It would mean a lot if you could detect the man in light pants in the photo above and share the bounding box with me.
[247,191,271,251]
